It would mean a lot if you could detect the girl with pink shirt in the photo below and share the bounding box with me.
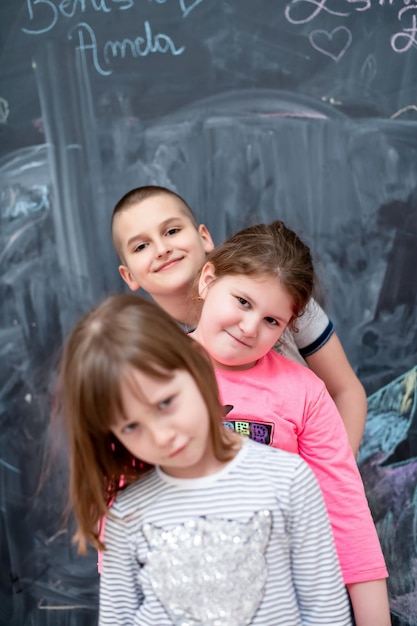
[56,294,352,626]
[190,220,390,626]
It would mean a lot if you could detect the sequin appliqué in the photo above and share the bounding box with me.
[142,510,272,626]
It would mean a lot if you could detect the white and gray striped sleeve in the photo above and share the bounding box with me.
[99,506,143,626]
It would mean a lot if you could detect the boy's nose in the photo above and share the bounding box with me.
[155,238,172,257]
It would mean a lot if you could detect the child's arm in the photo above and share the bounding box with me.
[297,378,389,620]
[289,460,352,625]
[305,332,367,456]
[347,579,391,626]
[99,509,143,625]
[290,298,367,456]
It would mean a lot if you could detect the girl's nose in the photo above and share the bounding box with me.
[151,425,175,448]
[239,314,258,337]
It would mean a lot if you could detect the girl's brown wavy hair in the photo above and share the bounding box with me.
[193,220,316,330]
[54,294,239,552]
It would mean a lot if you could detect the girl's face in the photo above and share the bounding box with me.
[193,264,294,371]
[110,368,224,479]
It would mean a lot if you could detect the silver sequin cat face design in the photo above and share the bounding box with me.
[142,510,272,626]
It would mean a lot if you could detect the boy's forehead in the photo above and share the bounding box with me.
[122,194,195,228]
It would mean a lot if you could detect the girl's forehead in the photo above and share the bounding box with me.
[109,374,148,427]
[221,271,281,289]
[120,366,177,401]
[120,368,154,400]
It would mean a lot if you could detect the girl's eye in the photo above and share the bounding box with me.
[166,228,180,236]
[122,422,139,435]
[158,396,174,410]
[264,316,279,326]
[236,296,250,308]
[134,242,148,253]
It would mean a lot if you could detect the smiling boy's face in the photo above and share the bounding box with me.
[113,193,214,301]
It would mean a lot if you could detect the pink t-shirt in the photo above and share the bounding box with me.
[216,350,388,585]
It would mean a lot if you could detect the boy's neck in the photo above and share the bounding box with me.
[152,292,198,329]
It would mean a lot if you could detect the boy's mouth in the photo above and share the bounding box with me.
[154,256,184,272]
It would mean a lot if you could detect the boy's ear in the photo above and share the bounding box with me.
[198,262,216,299]
[198,224,215,253]
[118,265,140,291]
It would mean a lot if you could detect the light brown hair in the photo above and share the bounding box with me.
[111,185,199,262]
[55,294,238,552]
[196,220,315,330]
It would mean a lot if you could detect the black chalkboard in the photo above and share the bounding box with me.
[1,2,417,625]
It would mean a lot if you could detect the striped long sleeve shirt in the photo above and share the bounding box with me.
[99,439,352,626]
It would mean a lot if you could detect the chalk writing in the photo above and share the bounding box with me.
[179,0,203,18]
[146,0,203,18]
[285,0,349,25]
[0,97,9,123]
[391,104,417,119]
[309,26,352,61]
[360,54,377,87]
[22,0,201,35]
[23,0,139,35]
[69,21,185,76]
[285,0,417,57]
[392,7,417,52]
[348,0,371,12]
[0,459,21,473]
[22,0,200,76]
[2,184,50,220]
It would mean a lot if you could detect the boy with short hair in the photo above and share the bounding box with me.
[112,186,213,329]
[111,185,367,455]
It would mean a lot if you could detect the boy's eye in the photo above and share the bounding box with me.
[134,242,148,252]
[236,296,250,308]
[264,316,279,326]
[166,227,180,236]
